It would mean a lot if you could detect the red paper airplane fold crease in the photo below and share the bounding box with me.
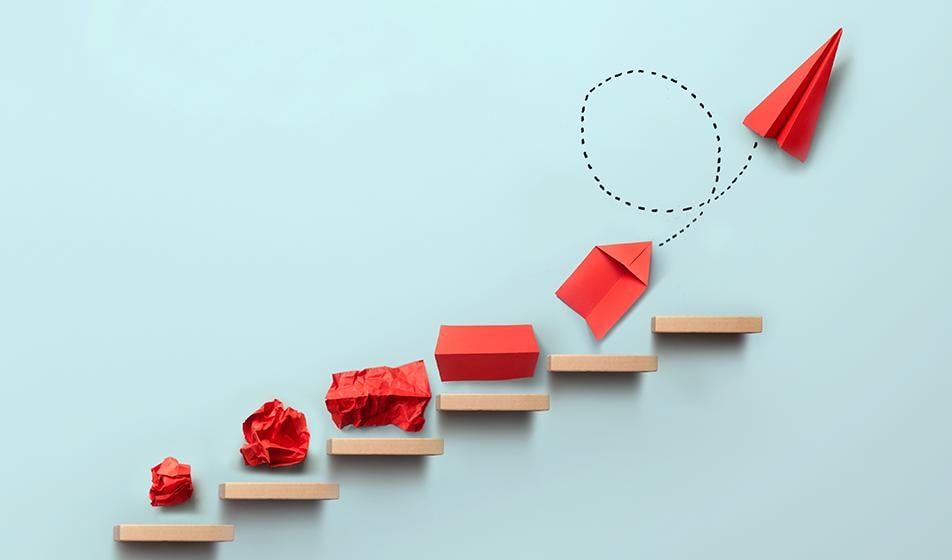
[743,28,842,162]
[556,241,651,339]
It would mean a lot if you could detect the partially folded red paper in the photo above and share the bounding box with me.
[556,242,651,339]
[434,324,539,381]
[743,28,842,162]
[325,360,431,432]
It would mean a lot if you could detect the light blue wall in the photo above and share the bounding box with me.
[2,1,950,558]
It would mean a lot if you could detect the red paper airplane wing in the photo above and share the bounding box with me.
[744,28,842,161]
[775,31,841,161]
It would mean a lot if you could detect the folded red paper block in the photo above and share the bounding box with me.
[556,242,651,340]
[325,360,431,432]
[240,399,310,468]
[149,456,193,507]
[434,325,539,381]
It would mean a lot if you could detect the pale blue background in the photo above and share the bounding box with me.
[1,1,950,559]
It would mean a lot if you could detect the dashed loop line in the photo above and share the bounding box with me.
[580,68,758,247]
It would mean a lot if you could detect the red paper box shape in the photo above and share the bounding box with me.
[556,242,651,340]
[434,324,540,381]
[743,28,842,162]
[325,360,431,432]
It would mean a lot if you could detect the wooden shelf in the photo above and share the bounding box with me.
[327,438,444,456]
[548,354,657,373]
[437,393,549,412]
[651,316,763,334]
[219,482,339,501]
[113,524,234,543]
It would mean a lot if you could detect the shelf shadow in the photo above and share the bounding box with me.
[651,333,748,360]
[326,454,429,485]
[216,499,325,545]
[221,498,324,523]
[548,371,643,398]
[115,542,220,560]
[436,410,535,440]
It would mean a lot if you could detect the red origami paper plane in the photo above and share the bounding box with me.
[434,324,539,381]
[325,359,431,432]
[556,242,651,339]
[744,28,843,162]
[149,456,193,507]
[240,399,311,468]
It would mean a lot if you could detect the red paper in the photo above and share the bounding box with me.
[434,324,539,381]
[240,399,310,468]
[325,360,431,432]
[556,241,651,340]
[149,456,193,507]
[744,28,842,162]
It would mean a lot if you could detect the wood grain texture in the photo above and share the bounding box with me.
[437,393,549,411]
[326,438,444,456]
[651,316,763,334]
[218,482,339,500]
[547,354,658,372]
[113,524,234,542]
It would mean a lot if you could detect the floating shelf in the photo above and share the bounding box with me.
[327,438,444,456]
[219,482,339,501]
[548,354,657,373]
[437,393,549,412]
[651,316,763,334]
[113,524,234,543]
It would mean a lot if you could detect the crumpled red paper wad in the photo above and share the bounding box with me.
[325,359,432,432]
[149,456,193,507]
[240,399,311,468]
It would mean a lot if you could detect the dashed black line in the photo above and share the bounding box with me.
[659,149,756,246]
[580,69,758,247]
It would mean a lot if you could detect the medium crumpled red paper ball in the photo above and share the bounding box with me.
[149,456,193,507]
[240,399,310,468]
[325,359,432,432]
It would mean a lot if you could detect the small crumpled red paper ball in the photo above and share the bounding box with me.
[149,456,193,507]
[240,399,310,468]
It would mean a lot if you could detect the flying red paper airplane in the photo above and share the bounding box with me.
[744,28,842,162]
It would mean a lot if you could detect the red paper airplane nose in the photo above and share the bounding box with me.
[743,28,842,162]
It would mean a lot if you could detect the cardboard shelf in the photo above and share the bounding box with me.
[547,354,657,373]
[327,438,444,456]
[437,393,549,412]
[219,482,339,501]
[113,524,234,543]
[651,316,763,334]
